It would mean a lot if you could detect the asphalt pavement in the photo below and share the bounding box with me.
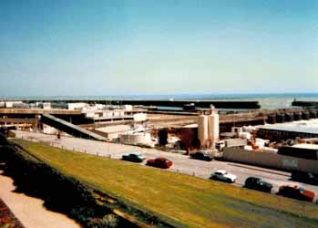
[13,130,318,199]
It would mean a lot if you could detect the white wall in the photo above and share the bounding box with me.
[223,147,318,174]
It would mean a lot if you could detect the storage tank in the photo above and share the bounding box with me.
[208,110,219,147]
[198,115,208,146]
[42,124,58,135]
[120,133,152,145]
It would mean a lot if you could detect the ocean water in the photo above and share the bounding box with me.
[1,93,318,110]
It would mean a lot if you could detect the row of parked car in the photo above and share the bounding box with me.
[121,151,213,168]
[121,152,173,168]
[210,171,316,202]
[121,152,316,202]
[214,173,316,203]
[204,170,315,202]
[244,177,315,202]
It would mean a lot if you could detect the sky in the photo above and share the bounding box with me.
[0,0,317,97]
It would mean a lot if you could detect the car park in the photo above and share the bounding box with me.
[146,157,173,169]
[190,151,213,161]
[121,152,146,163]
[277,185,315,202]
[244,177,273,193]
[210,170,237,183]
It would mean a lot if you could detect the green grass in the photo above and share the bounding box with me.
[13,139,318,228]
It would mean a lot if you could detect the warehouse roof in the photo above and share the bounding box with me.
[258,119,318,135]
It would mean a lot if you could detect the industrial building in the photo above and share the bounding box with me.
[278,144,318,160]
[257,119,318,141]
[223,146,318,174]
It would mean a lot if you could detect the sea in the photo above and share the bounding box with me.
[1,93,318,110]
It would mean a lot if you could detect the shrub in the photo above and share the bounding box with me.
[0,139,115,227]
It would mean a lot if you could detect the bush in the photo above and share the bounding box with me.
[0,133,10,145]
[0,139,115,227]
[0,138,175,227]
[87,214,119,228]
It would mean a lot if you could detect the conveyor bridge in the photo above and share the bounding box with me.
[41,113,106,141]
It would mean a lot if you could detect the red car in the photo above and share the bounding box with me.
[277,185,315,202]
[146,157,173,169]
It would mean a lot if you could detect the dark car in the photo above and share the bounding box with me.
[146,157,173,169]
[244,177,273,193]
[277,185,315,202]
[121,153,146,163]
[291,171,318,186]
[190,151,213,161]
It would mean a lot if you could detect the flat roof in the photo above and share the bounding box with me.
[258,119,318,135]
[97,125,131,133]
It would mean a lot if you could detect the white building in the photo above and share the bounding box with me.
[5,101,23,108]
[120,132,154,147]
[68,102,89,111]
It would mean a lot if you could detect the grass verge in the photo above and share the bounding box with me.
[13,139,318,228]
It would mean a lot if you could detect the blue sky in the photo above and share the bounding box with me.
[0,0,317,97]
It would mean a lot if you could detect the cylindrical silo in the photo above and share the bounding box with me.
[198,115,208,147]
[208,111,219,148]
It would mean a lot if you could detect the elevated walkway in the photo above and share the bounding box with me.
[41,114,106,141]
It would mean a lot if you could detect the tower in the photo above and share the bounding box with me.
[208,106,219,148]
[198,114,208,147]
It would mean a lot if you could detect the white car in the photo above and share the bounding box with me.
[210,170,237,183]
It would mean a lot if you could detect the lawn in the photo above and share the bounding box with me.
[13,139,318,227]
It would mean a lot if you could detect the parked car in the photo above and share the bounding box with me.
[291,171,318,186]
[277,185,315,202]
[121,153,146,163]
[146,157,173,169]
[190,151,213,161]
[210,170,237,183]
[244,177,273,193]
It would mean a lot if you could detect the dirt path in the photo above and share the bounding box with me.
[0,198,24,227]
[0,171,80,228]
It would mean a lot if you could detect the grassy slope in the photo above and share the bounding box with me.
[14,139,318,228]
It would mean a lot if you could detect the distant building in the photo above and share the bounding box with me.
[257,120,318,141]
[278,144,318,160]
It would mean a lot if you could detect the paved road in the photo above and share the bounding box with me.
[14,131,318,199]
